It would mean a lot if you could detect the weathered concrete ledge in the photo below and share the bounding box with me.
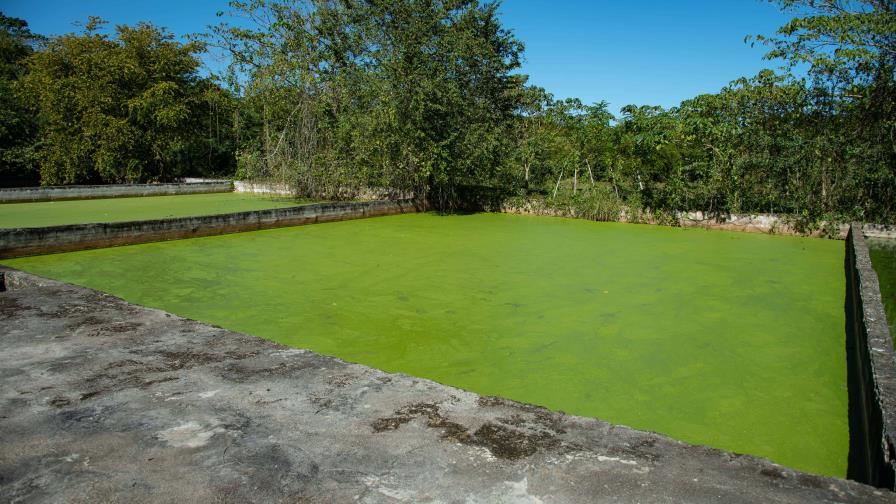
[864,224,896,239]
[0,181,234,203]
[676,211,848,237]
[0,267,891,503]
[846,225,896,488]
[0,199,422,259]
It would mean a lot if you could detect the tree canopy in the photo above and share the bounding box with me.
[10,17,236,185]
[0,1,894,222]
[0,13,42,186]
[208,0,526,207]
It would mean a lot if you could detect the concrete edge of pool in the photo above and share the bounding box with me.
[0,199,423,259]
[4,193,896,260]
[0,266,893,503]
[847,225,896,488]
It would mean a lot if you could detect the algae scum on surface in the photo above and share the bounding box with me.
[0,192,306,228]
[3,212,848,477]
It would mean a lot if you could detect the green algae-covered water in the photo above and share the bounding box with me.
[869,238,896,338]
[2,213,848,476]
[0,192,306,228]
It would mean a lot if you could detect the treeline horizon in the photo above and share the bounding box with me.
[0,0,893,224]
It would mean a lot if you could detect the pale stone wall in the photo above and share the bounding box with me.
[232,181,415,201]
[0,181,233,203]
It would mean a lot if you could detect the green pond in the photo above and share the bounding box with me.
[869,238,896,338]
[0,192,305,228]
[2,212,848,476]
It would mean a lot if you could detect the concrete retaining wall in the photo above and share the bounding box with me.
[503,202,896,239]
[0,181,234,203]
[233,180,416,201]
[677,211,850,237]
[846,224,896,488]
[0,199,422,259]
[681,216,896,239]
[233,180,293,195]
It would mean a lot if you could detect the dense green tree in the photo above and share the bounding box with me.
[210,0,526,207]
[2,0,893,223]
[20,18,236,185]
[512,0,895,223]
[753,0,896,219]
[509,85,554,188]
[0,13,42,186]
[754,0,895,89]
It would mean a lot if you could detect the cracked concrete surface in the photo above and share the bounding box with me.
[1,267,893,503]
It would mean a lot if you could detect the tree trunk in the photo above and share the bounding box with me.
[611,162,619,197]
[553,168,564,199]
[573,166,578,194]
[585,158,595,185]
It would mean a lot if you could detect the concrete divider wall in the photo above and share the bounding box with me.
[846,224,896,489]
[0,199,422,258]
[0,181,234,203]
[233,180,416,201]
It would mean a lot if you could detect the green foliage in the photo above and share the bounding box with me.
[550,180,627,222]
[1,1,893,224]
[509,0,895,223]
[0,13,42,186]
[752,0,895,90]
[209,0,525,207]
[18,18,236,185]
[746,0,896,221]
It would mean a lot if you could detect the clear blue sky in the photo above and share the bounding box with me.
[3,0,793,113]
